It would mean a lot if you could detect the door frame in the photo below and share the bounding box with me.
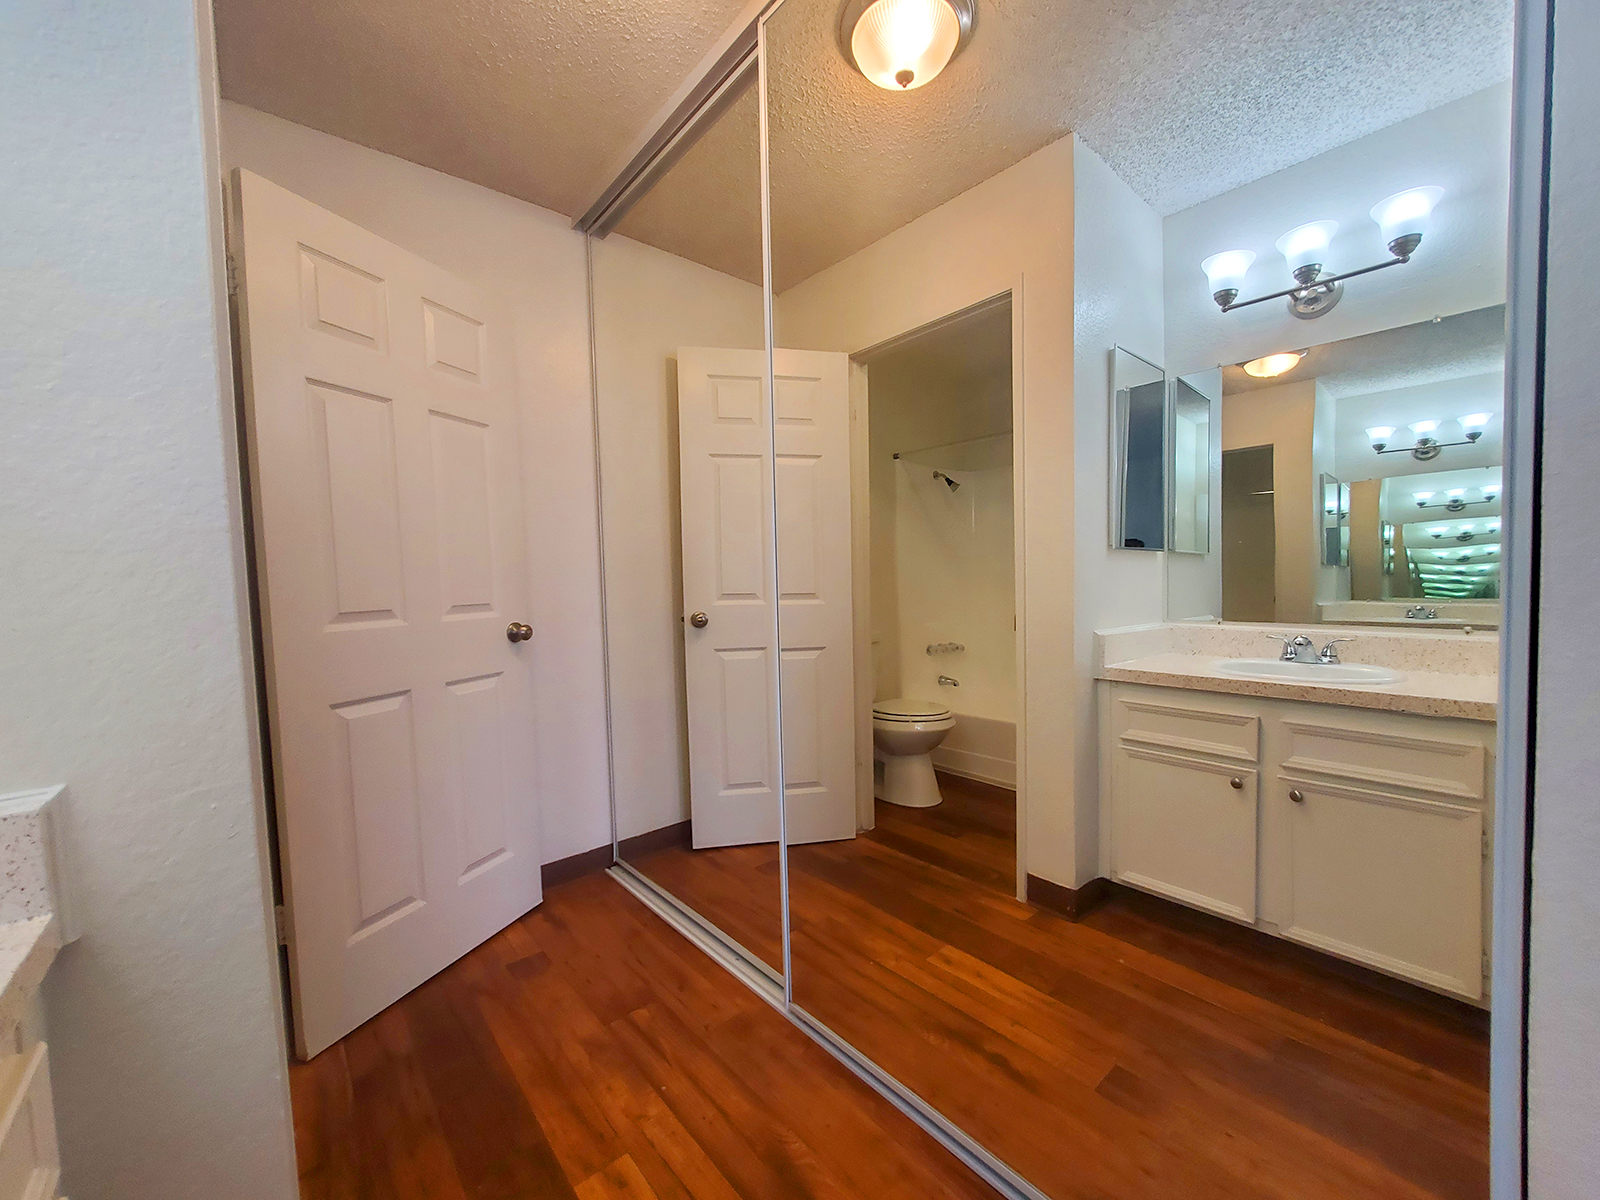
[846,289,1025,896]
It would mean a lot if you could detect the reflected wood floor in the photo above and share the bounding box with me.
[630,774,1490,1200]
[289,869,995,1200]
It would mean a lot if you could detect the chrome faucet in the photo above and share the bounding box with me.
[937,675,960,687]
[1265,633,1319,664]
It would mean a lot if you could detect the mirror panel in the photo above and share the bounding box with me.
[590,76,786,974]
[1110,347,1167,551]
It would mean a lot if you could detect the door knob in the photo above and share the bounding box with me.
[1289,788,1305,803]
[506,622,533,643]
[689,611,709,629]
[1229,777,1244,790]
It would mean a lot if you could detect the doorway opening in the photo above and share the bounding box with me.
[1222,445,1277,623]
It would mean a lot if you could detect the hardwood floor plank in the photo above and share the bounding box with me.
[576,1155,662,1200]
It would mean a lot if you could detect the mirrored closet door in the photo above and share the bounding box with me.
[588,63,787,978]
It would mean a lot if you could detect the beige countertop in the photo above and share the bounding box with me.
[1099,653,1497,721]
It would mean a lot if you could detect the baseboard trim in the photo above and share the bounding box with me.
[1025,873,1111,921]
[540,843,614,890]
[617,819,692,860]
[934,769,1016,805]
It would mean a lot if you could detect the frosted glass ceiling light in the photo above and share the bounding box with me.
[1412,491,1436,505]
[1205,188,1444,319]
[1371,186,1444,258]
[1201,251,1256,308]
[1242,350,1304,378]
[1409,419,1441,435]
[1365,425,1397,451]
[842,0,974,91]
[1459,412,1492,442]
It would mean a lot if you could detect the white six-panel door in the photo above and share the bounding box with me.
[232,170,541,1057]
[676,348,855,848]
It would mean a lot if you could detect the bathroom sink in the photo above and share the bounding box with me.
[1212,658,1405,686]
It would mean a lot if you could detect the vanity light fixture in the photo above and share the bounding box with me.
[1413,486,1493,513]
[1368,412,1491,460]
[1241,350,1305,378]
[1201,186,1444,319]
[840,0,976,91]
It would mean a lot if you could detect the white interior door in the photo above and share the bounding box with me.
[232,170,541,1058]
[676,347,856,848]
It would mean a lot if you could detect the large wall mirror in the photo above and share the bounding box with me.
[589,0,1514,1194]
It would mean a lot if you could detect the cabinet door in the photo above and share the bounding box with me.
[1112,748,1257,922]
[1282,781,1483,999]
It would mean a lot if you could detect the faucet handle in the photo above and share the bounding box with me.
[1263,632,1302,661]
[1319,637,1355,664]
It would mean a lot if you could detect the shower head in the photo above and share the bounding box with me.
[933,470,961,492]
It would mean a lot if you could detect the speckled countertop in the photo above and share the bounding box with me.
[0,917,59,1043]
[1099,653,1498,721]
[0,787,72,1047]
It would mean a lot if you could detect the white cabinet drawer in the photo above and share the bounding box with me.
[1114,695,1260,764]
[1112,746,1258,923]
[0,1043,58,1200]
[1279,716,1488,801]
[1280,779,1484,1000]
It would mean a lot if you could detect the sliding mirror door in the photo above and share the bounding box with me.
[760,0,1512,1194]
[590,69,786,975]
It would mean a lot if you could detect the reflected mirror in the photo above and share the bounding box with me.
[1111,347,1166,550]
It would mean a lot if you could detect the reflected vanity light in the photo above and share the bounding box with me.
[1201,186,1443,319]
[840,0,975,91]
[1370,412,1491,460]
[1241,350,1304,378]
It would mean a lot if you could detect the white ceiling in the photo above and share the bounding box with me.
[212,0,754,220]
[215,0,1514,290]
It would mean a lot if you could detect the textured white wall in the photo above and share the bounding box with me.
[0,5,297,1198]
[1527,0,1600,1190]
[777,139,1076,888]
[1163,83,1512,378]
[1072,138,1167,881]
[219,102,613,865]
[589,235,764,841]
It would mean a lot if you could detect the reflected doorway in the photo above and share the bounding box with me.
[1222,445,1277,623]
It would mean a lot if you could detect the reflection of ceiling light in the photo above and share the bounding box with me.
[1242,351,1305,378]
[1371,413,1494,461]
[841,0,975,91]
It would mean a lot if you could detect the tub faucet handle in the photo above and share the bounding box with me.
[937,675,959,687]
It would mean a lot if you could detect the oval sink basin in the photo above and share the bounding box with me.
[1212,658,1405,686]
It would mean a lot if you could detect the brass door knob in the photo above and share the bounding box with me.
[506,622,533,643]
[1229,777,1244,790]
[1289,788,1305,803]
[689,611,709,629]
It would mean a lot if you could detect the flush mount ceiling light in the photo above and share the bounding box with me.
[839,0,976,91]
[1201,186,1444,320]
[1241,350,1305,378]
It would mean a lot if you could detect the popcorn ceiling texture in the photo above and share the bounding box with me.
[216,0,1512,292]
[214,0,757,221]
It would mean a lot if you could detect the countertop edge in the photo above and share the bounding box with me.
[1098,664,1497,721]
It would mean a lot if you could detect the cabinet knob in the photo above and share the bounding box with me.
[1229,777,1243,790]
[1289,788,1305,803]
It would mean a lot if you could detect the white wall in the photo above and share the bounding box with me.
[776,139,1078,888]
[1072,139,1167,881]
[589,235,764,841]
[1164,83,1512,378]
[219,102,612,864]
[1527,0,1600,1189]
[0,6,296,1198]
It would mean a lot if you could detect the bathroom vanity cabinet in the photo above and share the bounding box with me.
[1098,682,1494,1001]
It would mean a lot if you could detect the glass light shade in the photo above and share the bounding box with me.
[1242,351,1303,378]
[1201,250,1255,296]
[1428,527,1449,537]
[1447,488,1467,498]
[1274,220,1339,273]
[1413,491,1435,503]
[1365,425,1396,445]
[1371,186,1444,247]
[1483,483,1502,496]
[1460,412,1493,430]
[850,0,962,91]
[1488,519,1502,530]
[1409,419,1441,435]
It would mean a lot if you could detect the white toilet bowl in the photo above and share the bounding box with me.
[872,699,956,808]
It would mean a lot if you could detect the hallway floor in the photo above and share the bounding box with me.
[294,775,1489,1199]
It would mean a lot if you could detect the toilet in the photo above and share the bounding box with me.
[871,699,956,808]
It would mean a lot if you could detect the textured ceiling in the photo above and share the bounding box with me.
[213,0,754,220]
[216,0,1513,291]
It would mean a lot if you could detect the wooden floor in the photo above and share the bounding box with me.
[296,776,1489,1198]
[630,774,1490,1200]
[290,869,995,1200]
